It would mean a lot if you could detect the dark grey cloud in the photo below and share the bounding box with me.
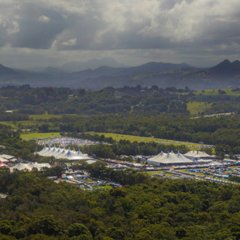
[10,2,68,49]
[0,0,240,68]
[53,6,104,50]
[1,0,240,51]
[0,26,7,47]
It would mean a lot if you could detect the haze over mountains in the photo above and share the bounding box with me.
[0,59,240,90]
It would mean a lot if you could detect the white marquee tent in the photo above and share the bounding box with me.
[148,152,193,166]
[184,151,215,160]
[37,147,93,160]
[10,162,51,172]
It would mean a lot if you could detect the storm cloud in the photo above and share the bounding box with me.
[0,0,240,68]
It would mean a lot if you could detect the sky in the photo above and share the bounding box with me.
[0,0,240,69]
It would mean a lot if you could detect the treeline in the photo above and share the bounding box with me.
[2,111,240,156]
[12,112,239,155]
[81,140,188,159]
[82,162,148,185]
[0,126,37,160]
[191,92,240,114]
[63,114,240,145]
[0,112,29,121]
[1,86,240,116]
[65,114,240,154]
[0,86,189,115]
[1,170,240,239]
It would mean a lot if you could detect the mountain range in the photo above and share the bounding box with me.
[0,59,240,90]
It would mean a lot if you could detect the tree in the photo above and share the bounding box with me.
[67,223,92,239]
[28,216,61,236]
[0,221,12,235]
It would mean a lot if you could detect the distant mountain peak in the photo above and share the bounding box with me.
[0,63,17,74]
[139,61,190,67]
[210,59,240,76]
[216,59,240,67]
[223,59,231,63]
[0,63,8,69]
[217,59,231,66]
[62,58,125,72]
[233,60,240,65]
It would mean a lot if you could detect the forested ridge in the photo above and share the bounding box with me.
[1,169,240,240]
[1,86,240,115]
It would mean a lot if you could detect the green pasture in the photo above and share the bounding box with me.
[29,114,63,121]
[88,132,205,150]
[20,132,61,141]
[0,121,16,128]
[94,185,113,191]
[29,114,79,121]
[187,101,212,116]
[196,88,240,96]
[145,171,164,176]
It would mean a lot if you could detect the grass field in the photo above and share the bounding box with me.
[20,132,61,141]
[29,114,62,121]
[196,88,240,96]
[145,171,164,176]
[187,101,212,116]
[88,132,205,150]
[0,121,16,128]
[29,114,79,121]
[0,120,39,127]
[93,185,113,191]
[0,113,76,130]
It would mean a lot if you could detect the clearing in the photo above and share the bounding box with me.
[20,132,61,141]
[88,132,207,150]
[187,101,212,116]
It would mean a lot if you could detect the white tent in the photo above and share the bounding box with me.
[10,162,51,172]
[0,154,17,163]
[36,147,93,161]
[0,157,9,163]
[184,151,214,160]
[148,151,193,166]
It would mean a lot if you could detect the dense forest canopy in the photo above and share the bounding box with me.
[1,86,240,115]
[1,169,240,240]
